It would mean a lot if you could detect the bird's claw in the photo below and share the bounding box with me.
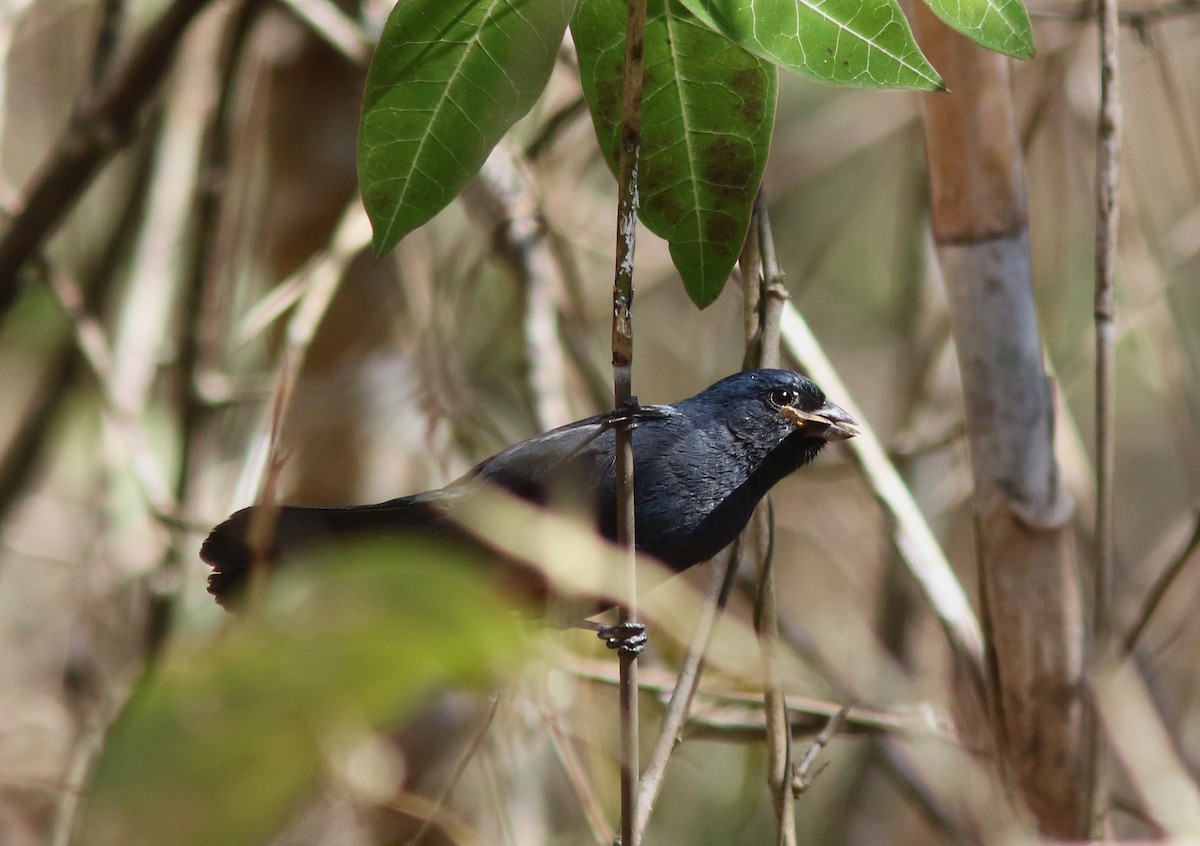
[596,621,647,655]
[604,396,642,431]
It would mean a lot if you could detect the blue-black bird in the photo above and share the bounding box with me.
[201,369,858,615]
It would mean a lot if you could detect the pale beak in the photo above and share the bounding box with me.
[780,402,860,441]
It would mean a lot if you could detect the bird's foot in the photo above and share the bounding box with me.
[595,621,647,655]
[603,396,642,431]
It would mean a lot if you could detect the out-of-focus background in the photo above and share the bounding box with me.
[0,0,1198,842]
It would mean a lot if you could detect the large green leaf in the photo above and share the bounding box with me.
[574,0,777,308]
[359,0,578,255]
[680,0,943,89]
[81,541,522,846]
[923,0,1034,59]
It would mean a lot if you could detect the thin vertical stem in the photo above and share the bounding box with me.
[1092,0,1121,831]
[89,0,127,88]
[1094,0,1121,649]
[612,0,647,840]
[634,546,739,839]
[146,0,261,660]
[752,507,797,846]
[746,193,796,846]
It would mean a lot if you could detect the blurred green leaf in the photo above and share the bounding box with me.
[680,0,943,89]
[573,0,777,308]
[922,0,1034,59]
[358,0,578,256]
[82,540,522,846]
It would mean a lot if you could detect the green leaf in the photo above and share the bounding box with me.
[923,0,1034,59]
[81,541,523,846]
[573,0,777,308]
[359,0,578,255]
[680,0,944,90]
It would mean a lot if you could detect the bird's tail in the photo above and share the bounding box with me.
[200,496,446,606]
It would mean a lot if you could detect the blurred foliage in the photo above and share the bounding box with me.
[82,540,523,846]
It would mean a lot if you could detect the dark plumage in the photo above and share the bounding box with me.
[201,369,858,606]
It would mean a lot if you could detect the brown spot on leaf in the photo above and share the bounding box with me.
[701,136,755,198]
[640,153,683,200]
[727,68,767,126]
[704,213,738,246]
[595,77,622,121]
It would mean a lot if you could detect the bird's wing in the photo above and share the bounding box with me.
[457,404,676,503]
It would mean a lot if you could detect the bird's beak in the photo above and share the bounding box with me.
[780,402,860,441]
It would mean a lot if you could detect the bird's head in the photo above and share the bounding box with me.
[683,369,859,473]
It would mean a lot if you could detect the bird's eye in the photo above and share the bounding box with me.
[768,387,797,408]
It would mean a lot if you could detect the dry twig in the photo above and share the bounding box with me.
[146,0,264,659]
[544,711,614,845]
[461,142,573,431]
[778,305,984,680]
[745,198,797,846]
[1093,0,1122,647]
[633,546,738,839]
[0,159,147,528]
[1124,513,1200,654]
[0,0,216,307]
[273,0,370,64]
[405,697,501,846]
[1090,0,1122,827]
[610,0,648,840]
[793,704,849,794]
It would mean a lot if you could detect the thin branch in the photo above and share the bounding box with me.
[778,303,986,685]
[222,204,371,604]
[1124,513,1200,654]
[751,506,797,846]
[1091,659,1200,834]
[750,193,980,838]
[145,0,264,660]
[746,197,795,846]
[383,792,487,846]
[1088,23,1126,831]
[876,740,979,845]
[406,696,501,846]
[89,0,127,88]
[611,0,648,839]
[739,197,762,364]
[272,0,370,65]
[564,658,958,742]
[634,546,738,839]
[525,95,589,162]
[232,201,372,503]
[547,231,613,412]
[0,0,216,310]
[0,341,76,526]
[682,702,951,745]
[1026,0,1199,23]
[461,142,574,430]
[0,145,151,530]
[544,712,614,845]
[49,704,108,846]
[1093,0,1122,652]
[765,612,982,841]
[793,704,849,794]
[45,264,177,519]
[753,194,787,372]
